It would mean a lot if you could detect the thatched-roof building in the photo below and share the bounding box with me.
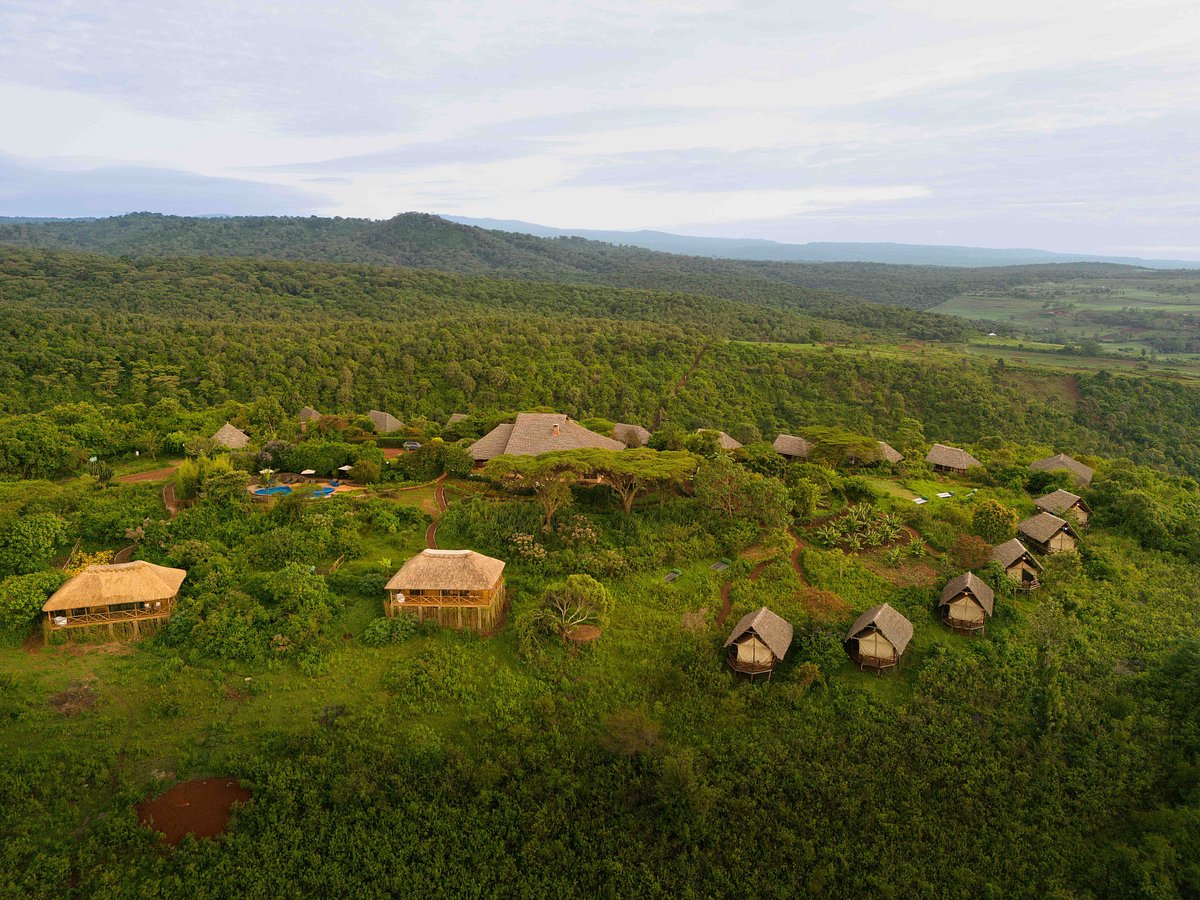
[845,604,913,674]
[700,429,742,451]
[938,572,995,635]
[1034,489,1091,526]
[446,412,468,426]
[877,441,904,465]
[368,409,404,434]
[613,423,651,448]
[1018,512,1079,554]
[42,561,186,640]
[298,406,321,428]
[724,607,793,678]
[1030,453,1093,485]
[773,434,813,460]
[992,538,1042,591]
[468,413,625,463]
[385,549,506,632]
[926,443,982,475]
[211,422,249,450]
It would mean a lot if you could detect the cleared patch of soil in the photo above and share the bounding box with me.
[801,587,852,625]
[566,624,602,643]
[137,778,251,846]
[681,608,710,633]
[50,681,97,717]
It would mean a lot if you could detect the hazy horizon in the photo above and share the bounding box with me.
[3,1,1198,257]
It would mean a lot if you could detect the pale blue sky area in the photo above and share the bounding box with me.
[1,1,1198,256]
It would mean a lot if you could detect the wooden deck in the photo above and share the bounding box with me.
[850,650,899,675]
[727,652,776,678]
[44,602,173,641]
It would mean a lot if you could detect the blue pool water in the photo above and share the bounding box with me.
[254,485,293,496]
[311,486,335,498]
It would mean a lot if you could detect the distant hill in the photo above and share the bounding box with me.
[445,215,1200,269]
[0,212,1190,323]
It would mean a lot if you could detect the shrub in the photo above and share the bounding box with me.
[0,570,67,636]
[361,615,418,647]
[973,499,1019,544]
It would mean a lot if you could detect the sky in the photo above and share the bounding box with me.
[1,0,1199,256]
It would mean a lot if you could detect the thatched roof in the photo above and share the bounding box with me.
[773,434,813,459]
[211,422,249,450]
[724,607,793,660]
[368,409,404,434]
[701,429,742,451]
[845,603,913,654]
[385,549,505,592]
[299,406,321,423]
[939,572,995,616]
[447,413,468,425]
[926,443,982,470]
[613,423,651,448]
[992,538,1042,571]
[1030,453,1093,484]
[43,561,187,612]
[468,413,625,461]
[1019,511,1077,544]
[877,441,904,464]
[1035,489,1089,516]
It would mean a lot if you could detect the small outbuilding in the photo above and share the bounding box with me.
[1018,512,1079,554]
[1034,489,1091,527]
[876,441,904,465]
[992,538,1042,591]
[211,422,249,450]
[845,603,913,674]
[773,434,813,460]
[724,607,793,679]
[700,429,742,451]
[926,443,982,475]
[446,412,469,426]
[938,572,995,635]
[368,409,404,434]
[1030,453,1093,485]
[385,549,507,632]
[42,561,186,641]
[612,423,651,448]
[299,406,321,429]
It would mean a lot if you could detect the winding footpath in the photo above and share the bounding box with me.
[715,528,810,627]
[424,475,449,549]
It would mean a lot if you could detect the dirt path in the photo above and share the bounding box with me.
[715,528,809,627]
[653,344,709,428]
[114,461,182,483]
[424,475,449,549]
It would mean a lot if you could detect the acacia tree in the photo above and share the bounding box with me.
[577,448,697,513]
[485,452,594,526]
[535,574,615,642]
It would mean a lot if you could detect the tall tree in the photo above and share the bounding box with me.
[485,452,594,526]
[576,448,697,513]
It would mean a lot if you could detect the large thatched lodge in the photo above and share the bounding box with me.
[724,607,793,679]
[385,549,507,632]
[469,413,626,463]
[938,572,995,635]
[42,561,187,641]
[845,604,913,674]
[992,538,1042,591]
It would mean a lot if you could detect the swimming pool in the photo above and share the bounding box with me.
[253,485,293,496]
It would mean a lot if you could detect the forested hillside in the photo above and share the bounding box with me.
[1,211,1179,312]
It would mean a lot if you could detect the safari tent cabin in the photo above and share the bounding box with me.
[468,413,626,463]
[724,607,793,678]
[845,603,913,674]
[1018,512,1079,554]
[385,549,506,632]
[211,422,249,450]
[1030,453,1093,485]
[42,561,186,641]
[368,409,404,434]
[938,572,995,635]
[772,434,813,460]
[612,423,651,448]
[701,429,743,452]
[926,443,982,475]
[992,538,1042,591]
[1034,489,1091,527]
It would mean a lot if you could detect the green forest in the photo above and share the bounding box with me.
[1,234,1199,896]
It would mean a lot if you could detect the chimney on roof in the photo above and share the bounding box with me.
[552,423,561,437]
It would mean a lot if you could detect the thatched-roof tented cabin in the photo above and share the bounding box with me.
[298,406,321,430]
[724,607,793,678]
[211,422,249,450]
[1018,512,1079,554]
[876,441,904,465]
[1030,453,1093,485]
[938,572,995,635]
[42,561,186,641]
[772,434,813,460]
[845,604,913,674]
[701,429,742,452]
[469,413,625,463]
[1034,489,1091,527]
[926,443,982,475]
[613,423,651,448]
[992,538,1042,591]
[368,409,404,434]
[385,549,507,632]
